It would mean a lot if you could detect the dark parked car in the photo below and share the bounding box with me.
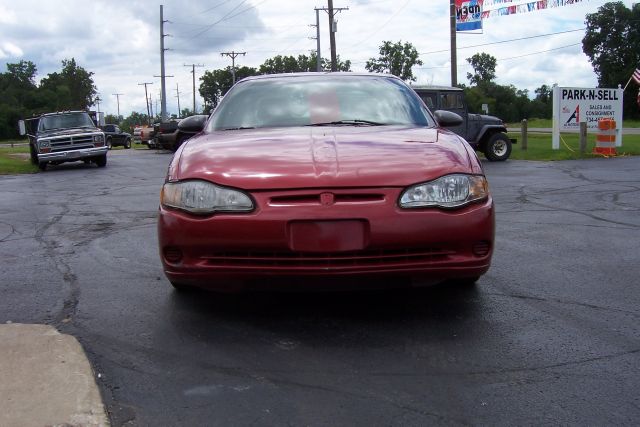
[152,115,208,151]
[158,73,495,292]
[102,124,132,149]
[412,86,515,161]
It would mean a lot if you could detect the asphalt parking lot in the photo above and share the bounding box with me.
[1,148,639,425]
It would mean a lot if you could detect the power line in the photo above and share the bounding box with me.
[351,0,411,48]
[420,28,586,55]
[416,43,582,70]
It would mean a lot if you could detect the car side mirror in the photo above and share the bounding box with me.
[178,115,208,133]
[434,110,463,128]
[18,120,26,136]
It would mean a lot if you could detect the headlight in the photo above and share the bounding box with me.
[399,174,488,209]
[39,140,50,148]
[161,180,254,215]
[93,134,104,143]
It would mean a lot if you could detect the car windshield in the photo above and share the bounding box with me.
[39,113,95,131]
[209,75,433,131]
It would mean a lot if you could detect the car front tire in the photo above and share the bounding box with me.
[484,132,512,161]
[125,138,131,149]
[106,137,113,150]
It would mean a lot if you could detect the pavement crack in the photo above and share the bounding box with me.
[33,203,81,326]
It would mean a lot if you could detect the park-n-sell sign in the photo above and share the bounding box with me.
[552,86,623,149]
[557,87,623,131]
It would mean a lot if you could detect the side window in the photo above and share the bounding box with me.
[440,93,464,109]
[418,93,437,110]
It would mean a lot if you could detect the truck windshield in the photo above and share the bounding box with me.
[39,113,95,131]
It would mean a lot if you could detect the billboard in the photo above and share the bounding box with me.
[456,0,483,31]
[552,86,623,149]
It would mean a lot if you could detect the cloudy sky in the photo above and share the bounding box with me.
[0,0,632,118]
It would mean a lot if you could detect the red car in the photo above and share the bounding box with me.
[158,73,494,291]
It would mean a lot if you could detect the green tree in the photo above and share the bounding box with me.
[466,53,497,86]
[0,61,39,139]
[119,112,150,133]
[39,58,98,111]
[583,2,640,118]
[199,66,257,111]
[531,84,553,119]
[258,53,351,74]
[365,40,423,81]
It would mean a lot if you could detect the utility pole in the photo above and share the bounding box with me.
[112,93,123,120]
[184,63,204,113]
[175,83,181,117]
[159,5,172,122]
[95,95,101,113]
[311,9,321,71]
[318,2,348,72]
[149,95,154,119]
[449,0,457,86]
[220,51,246,85]
[138,82,153,125]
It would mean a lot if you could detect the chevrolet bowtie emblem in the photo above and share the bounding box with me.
[320,192,334,206]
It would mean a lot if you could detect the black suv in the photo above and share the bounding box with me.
[413,86,515,161]
[102,124,132,149]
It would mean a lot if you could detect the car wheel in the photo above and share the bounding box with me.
[484,132,512,161]
[95,155,107,167]
[125,138,131,149]
[106,137,113,150]
[37,162,47,171]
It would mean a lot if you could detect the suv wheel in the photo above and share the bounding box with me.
[484,132,512,161]
[106,137,113,150]
[125,138,131,149]
[38,162,47,171]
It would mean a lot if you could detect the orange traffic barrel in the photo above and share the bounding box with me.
[593,118,617,156]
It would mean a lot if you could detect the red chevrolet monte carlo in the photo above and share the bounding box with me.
[158,73,494,291]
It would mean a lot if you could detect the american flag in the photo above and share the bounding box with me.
[633,68,640,85]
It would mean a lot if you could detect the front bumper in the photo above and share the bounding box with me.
[38,147,108,162]
[158,187,495,290]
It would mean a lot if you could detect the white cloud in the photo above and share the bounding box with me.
[0,42,23,58]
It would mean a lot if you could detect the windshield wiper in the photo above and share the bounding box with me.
[221,126,255,131]
[307,119,386,127]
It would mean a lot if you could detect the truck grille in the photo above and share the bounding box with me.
[49,135,95,152]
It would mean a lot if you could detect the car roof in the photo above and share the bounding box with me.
[410,85,463,92]
[238,72,404,84]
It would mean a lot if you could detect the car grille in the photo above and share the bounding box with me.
[201,247,455,268]
[49,135,95,152]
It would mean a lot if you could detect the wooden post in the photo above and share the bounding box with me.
[521,119,527,151]
[579,122,587,155]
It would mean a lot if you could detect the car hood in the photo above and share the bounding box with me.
[171,126,479,189]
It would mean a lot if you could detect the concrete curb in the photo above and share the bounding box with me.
[0,323,109,427]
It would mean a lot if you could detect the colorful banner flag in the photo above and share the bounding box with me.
[481,0,583,19]
[456,0,484,31]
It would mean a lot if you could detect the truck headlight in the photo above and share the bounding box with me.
[93,134,104,143]
[39,140,50,148]
[161,180,254,215]
[399,174,489,209]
